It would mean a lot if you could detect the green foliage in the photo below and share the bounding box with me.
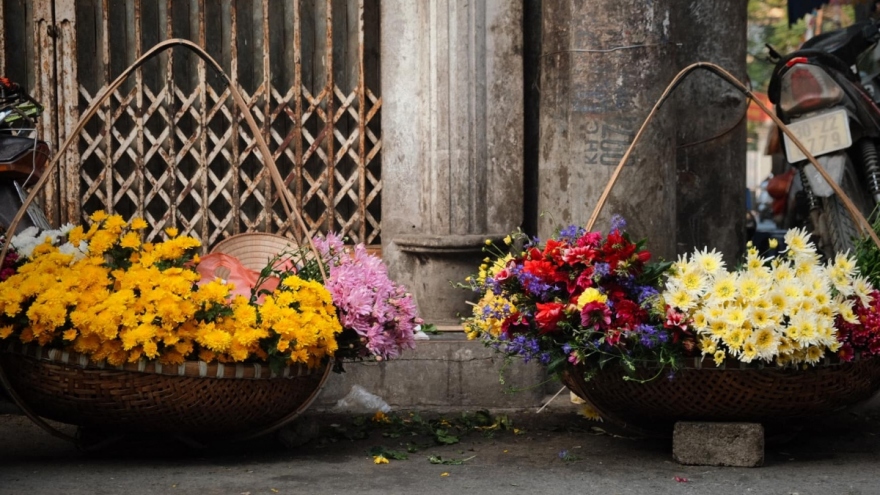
[854,209,880,288]
[747,0,855,93]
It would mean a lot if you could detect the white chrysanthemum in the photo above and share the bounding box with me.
[837,297,859,325]
[773,263,794,282]
[852,275,874,308]
[804,345,823,365]
[737,274,767,302]
[679,267,709,295]
[705,304,726,323]
[783,227,815,257]
[744,247,769,274]
[788,312,820,345]
[57,241,88,262]
[750,307,774,329]
[725,307,746,328]
[768,290,789,316]
[693,247,725,277]
[692,311,709,332]
[671,253,691,277]
[707,319,728,340]
[751,327,779,361]
[709,274,737,303]
[827,265,854,297]
[832,251,856,277]
[740,340,759,363]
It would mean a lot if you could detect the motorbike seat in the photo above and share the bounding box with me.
[0,135,48,184]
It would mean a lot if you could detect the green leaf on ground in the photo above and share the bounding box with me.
[368,446,409,460]
[428,455,475,465]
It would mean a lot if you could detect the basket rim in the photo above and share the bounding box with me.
[575,352,876,373]
[2,341,324,380]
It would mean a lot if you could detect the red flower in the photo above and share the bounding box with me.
[501,312,530,337]
[562,246,597,265]
[543,239,567,264]
[576,231,603,248]
[580,301,611,330]
[605,329,621,346]
[535,302,566,334]
[839,343,854,362]
[523,259,566,285]
[567,266,595,296]
[613,299,644,330]
[664,305,689,331]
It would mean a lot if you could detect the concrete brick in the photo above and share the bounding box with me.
[314,334,548,411]
[673,422,764,467]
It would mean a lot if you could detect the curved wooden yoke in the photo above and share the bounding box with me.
[0,39,328,445]
[586,62,880,252]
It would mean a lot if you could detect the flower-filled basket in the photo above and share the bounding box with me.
[0,41,420,443]
[464,220,880,436]
[462,64,880,436]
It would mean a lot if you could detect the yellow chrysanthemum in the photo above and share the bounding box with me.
[577,288,608,310]
[713,349,726,366]
[130,218,148,230]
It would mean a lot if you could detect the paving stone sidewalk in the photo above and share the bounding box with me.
[2,399,880,495]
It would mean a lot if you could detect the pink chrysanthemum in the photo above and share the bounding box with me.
[315,233,420,360]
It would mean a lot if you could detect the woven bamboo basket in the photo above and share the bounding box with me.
[550,63,880,437]
[0,232,330,439]
[0,40,334,444]
[562,355,880,436]
[0,342,329,436]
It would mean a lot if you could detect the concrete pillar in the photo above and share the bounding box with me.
[674,1,748,261]
[538,0,678,260]
[380,1,523,326]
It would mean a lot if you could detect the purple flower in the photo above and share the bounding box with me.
[558,225,585,243]
[610,214,627,233]
[593,263,610,279]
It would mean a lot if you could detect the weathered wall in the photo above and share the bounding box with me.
[538,0,678,259]
[674,0,748,261]
[381,0,524,325]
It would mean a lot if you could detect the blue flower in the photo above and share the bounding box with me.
[610,214,627,233]
[558,225,585,243]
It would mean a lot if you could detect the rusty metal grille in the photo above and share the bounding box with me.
[0,0,382,248]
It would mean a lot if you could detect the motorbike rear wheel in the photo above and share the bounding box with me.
[819,154,875,255]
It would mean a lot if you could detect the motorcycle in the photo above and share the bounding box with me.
[0,77,51,234]
[767,19,880,256]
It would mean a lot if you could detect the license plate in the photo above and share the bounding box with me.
[783,109,852,163]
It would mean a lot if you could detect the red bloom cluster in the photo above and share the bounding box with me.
[836,290,880,361]
[496,225,656,344]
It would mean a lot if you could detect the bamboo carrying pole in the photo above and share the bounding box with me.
[0,39,329,445]
[541,61,880,415]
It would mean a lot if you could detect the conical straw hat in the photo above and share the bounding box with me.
[210,233,300,271]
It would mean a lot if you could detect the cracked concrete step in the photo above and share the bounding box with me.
[313,332,552,411]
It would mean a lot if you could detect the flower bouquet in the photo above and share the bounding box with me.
[463,218,880,434]
[0,212,420,437]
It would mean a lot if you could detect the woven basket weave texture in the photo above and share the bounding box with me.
[0,350,326,435]
[563,357,880,435]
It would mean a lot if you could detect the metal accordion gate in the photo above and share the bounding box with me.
[0,0,382,249]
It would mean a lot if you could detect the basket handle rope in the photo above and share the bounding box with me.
[0,39,330,445]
